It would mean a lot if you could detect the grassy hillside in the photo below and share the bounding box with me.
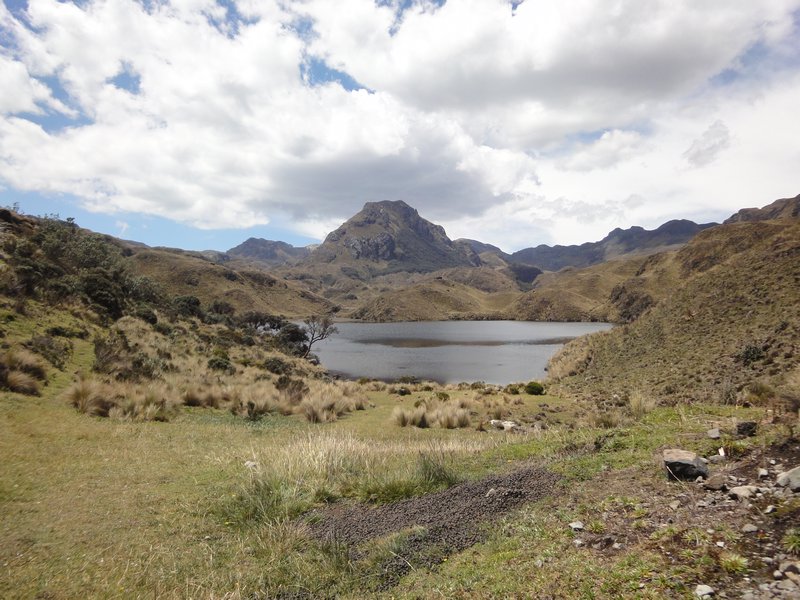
[128,247,332,317]
[549,218,800,403]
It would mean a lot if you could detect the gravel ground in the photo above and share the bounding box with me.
[307,464,560,588]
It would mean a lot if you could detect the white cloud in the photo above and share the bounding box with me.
[683,120,731,168]
[0,0,798,249]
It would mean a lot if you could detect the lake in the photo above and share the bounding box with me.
[314,320,612,384]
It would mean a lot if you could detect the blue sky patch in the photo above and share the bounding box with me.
[0,189,319,251]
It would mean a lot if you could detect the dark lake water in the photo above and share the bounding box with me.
[314,320,612,384]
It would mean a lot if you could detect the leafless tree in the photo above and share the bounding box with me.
[302,315,338,358]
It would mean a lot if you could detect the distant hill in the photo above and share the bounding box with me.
[511,219,716,271]
[308,200,480,275]
[723,193,800,224]
[227,238,311,266]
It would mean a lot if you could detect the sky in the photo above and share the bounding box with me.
[1,0,799,253]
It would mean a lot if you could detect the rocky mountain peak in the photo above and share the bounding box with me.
[310,200,479,274]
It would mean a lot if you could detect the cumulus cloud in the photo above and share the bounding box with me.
[0,0,798,248]
[683,120,732,168]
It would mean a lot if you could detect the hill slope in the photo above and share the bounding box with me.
[549,217,800,402]
[227,238,311,266]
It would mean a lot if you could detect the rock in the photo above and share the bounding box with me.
[776,465,800,491]
[780,561,800,575]
[663,449,709,480]
[694,584,715,597]
[612,542,623,550]
[737,421,758,436]
[742,523,759,533]
[573,539,584,547]
[707,428,721,439]
[758,468,770,479]
[489,419,524,432]
[708,455,726,464]
[765,505,777,515]
[775,579,797,591]
[774,570,785,580]
[244,460,258,469]
[703,473,728,491]
[729,485,759,500]
[669,500,680,510]
[569,521,584,531]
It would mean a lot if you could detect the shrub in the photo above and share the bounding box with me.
[504,384,521,395]
[525,381,545,395]
[739,344,765,366]
[263,356,291,375]
[46,325,88,339]
[173,295,204,319]
[434,391,450,402]
[207,356,234,373]
[133,305,158,325]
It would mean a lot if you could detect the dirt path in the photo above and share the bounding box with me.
[307,464,559,587]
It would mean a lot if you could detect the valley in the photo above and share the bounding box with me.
[0,193,799,599]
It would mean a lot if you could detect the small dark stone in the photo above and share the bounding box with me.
[736,421,758,437]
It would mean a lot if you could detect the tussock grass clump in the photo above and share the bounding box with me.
[4,348,48,380]
[64,378,176,421]
[4,370,41,395]
[64,379,117,417]
[627,390,657,419]
[0,347,49,395]
[783,527,800,554]
[392,400,470,429]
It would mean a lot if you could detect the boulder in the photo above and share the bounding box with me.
[663,449,709,480]
[706,428,721,439]
[776,465,800,491]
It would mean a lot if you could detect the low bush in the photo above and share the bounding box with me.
[263,356,291,375]
[207,356,234,373]
[525,381,545,395]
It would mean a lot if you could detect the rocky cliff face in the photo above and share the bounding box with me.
[309,200,480,274]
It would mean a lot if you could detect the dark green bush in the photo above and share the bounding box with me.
[133,305,158,325]
[525,381,545,395]
[739,344,765,366]
[173,295,204,319]
[207,356,234,373]
[263,356,291,375]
